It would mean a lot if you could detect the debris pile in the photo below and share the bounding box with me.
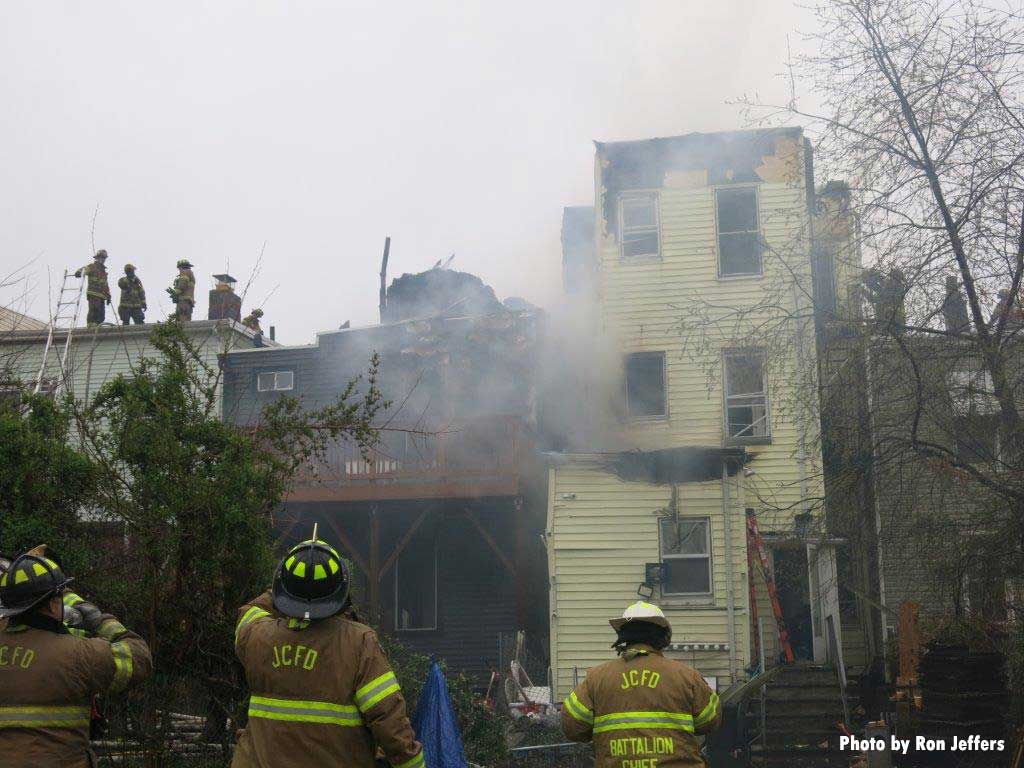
[913,642,1008,766]
[383,269,505,322]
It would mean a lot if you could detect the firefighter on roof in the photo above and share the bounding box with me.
[232,532,424,768]
[167,259,196,320]
[74,250,111,327]
[561,601,722,768]
[0,548,152,768]
[117,263,147,325]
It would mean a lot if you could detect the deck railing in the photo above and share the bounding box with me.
[294,415,526,487]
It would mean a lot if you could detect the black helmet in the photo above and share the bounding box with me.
[0,553,72,619]
[272,536,349,621]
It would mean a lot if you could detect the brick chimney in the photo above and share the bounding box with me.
[208,274,242,321]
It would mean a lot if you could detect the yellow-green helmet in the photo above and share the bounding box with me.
[272,538,350,620]
[0,553,72,619]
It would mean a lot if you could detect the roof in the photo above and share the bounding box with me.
[0,318,273,346]
[0,307,46,332]
[594,126,804,153]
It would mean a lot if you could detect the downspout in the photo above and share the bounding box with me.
[721,460,738,681]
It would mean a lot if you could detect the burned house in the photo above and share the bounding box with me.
[221,269,548,680]
[546,128,867,704]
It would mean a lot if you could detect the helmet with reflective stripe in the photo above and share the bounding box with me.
[272,535,349,621]
[609,601,672,636]
[0,553,72,619]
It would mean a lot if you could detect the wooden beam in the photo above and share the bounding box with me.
[324,517,370,576]
[463,507,517,577]
[379,508,431,581]
[369,508,381,623]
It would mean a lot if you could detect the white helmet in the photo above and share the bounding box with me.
[609,601,672,639]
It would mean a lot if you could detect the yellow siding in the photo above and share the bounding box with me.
[594,165,823,533]
[548,463,751,699]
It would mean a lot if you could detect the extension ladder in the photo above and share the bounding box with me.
[33,269,84,395]
[745,509,796,663]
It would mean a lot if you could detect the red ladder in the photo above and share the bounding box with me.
[746,509,795,663]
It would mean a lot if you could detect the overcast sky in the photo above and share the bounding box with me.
[1,1,819,344]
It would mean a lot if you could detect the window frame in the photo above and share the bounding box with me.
[948,368,997,416]
[658,516,714,600]
[723,350,771,444]
[625,350,668,421]
[256,370,295,392]
[715,186,763,278]
[394,532,439,632]
[618,191,662,262]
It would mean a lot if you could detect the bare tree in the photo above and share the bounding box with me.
[675,0,1024,665]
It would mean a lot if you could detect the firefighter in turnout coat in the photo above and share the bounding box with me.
[561,602,722,768]
[233,534,424,768]
[74,250,111,327]
[0,550,152,768]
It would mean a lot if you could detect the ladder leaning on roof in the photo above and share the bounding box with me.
[32,269,85,395]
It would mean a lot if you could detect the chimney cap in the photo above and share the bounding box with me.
[213,274,237,284]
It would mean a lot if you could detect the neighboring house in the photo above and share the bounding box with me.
[0,307,47,333]
[0,279,267,412]
[824,319,1023,637]
[547,128,859,700]
[221,270,549,682]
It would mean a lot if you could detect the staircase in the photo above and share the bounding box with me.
[755,663,859,766]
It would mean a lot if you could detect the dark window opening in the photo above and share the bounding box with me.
[626,352,666,418]
[717,187,762,276]
[954,415,999,464]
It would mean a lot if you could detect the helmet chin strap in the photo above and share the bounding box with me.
[304,523,318,621]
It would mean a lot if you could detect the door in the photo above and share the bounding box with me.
[807,542,842,665]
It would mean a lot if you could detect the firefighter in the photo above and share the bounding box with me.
[0,550,152,768]
[561,601,722,768]
[74,249,111,327]
[167,259,196,320]
[241,308,263,333]
[233,534,424,768]
[117,263,147,325]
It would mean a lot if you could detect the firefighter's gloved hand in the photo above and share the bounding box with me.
[76,601,107,636]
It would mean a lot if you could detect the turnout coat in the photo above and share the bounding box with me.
[561,644,722,768]
[232,591,424,768]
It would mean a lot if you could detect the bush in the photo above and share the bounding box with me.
[380,631,509,765]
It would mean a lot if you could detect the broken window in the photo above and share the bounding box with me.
[948,368,997,416]
[257,370,294,392]
[619,193,660,260]
[725,352,770,440]
[395,529,438,631]
[716,187,762,276]
[659,517,712,596]
[625,352,666,418]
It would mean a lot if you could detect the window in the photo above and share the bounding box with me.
[619,193,660,260]
[948,369,997,416]
[660,517,712,596]
[395,530,438,631]
[257,370,294,392]
[725,352,770,440]
[716,187,762,276]
[954,414,1000,464]
[625,352,666,418]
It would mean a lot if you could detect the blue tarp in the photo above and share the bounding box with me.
[412,663,468,768]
